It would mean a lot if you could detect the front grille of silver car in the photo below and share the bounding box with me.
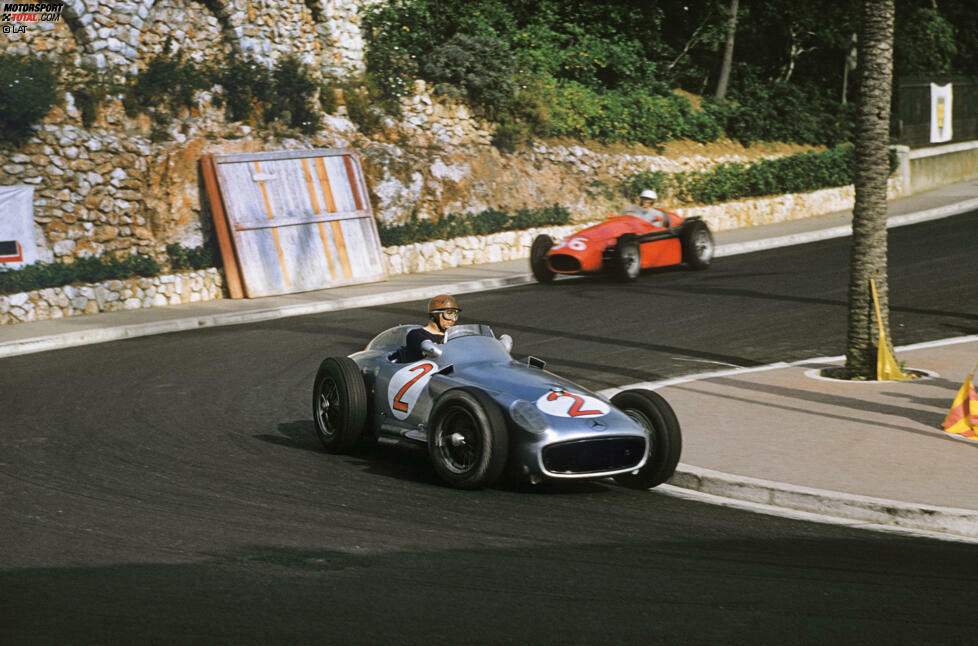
[542,437,646,474]
[548,254,581,272]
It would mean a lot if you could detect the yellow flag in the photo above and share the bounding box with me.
[870,279,910,381]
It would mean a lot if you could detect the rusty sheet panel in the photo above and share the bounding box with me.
[211,149,387,298]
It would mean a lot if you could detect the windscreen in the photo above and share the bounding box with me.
[443,324,495,341]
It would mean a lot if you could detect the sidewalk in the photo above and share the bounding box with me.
[3,181,978,540]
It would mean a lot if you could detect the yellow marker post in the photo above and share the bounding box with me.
[870,278,909,381]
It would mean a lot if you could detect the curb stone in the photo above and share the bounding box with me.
[669,464,978,540]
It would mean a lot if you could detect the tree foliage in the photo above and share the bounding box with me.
[361,0,975,149]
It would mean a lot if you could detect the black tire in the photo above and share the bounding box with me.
[611,233,641,281]
[427,388,509,490]
[530,234,555,283]
[680,219,714,270]
[312,357,368,453]
[611,389,682,489]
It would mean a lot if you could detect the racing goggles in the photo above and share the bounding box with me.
[433,308,460,320]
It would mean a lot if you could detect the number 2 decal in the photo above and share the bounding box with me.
[393,363,434,412]
[535,390,609,418]
[388,361,436,420]
[546,390,602,416]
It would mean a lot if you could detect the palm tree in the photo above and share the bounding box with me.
[845,0,895,378]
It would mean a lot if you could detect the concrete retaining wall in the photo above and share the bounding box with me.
[909,141,978,194]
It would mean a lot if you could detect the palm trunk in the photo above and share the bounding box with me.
[845,0,895,379]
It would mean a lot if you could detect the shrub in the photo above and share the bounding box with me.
[544,81,722,147]
[717,79,855,147]
[166,243,221,271]
[377,205,570,246]
[622,145,898,206]
[0,54,58,148]
[341,82,387,135]
[264,55,322,134]
[66,63,118,127]
[123,40,211,123]
[422,33,516,120]
[213,53,272,123]
[490,122,527,153]
[0,254,161,296]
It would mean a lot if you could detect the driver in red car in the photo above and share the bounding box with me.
[623,189,670,228]
[401,294,461,362]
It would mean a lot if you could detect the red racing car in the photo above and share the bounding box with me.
[530,208,714,282]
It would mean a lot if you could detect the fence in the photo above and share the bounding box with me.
[894,76,978,148]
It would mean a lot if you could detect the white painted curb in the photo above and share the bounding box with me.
[668,464,978,540]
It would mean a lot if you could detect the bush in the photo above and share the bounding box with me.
[0,54,58,148]
[0,254,161,296]
[717,79,855,147]
[623,145,899,206]
[378,205,570,246]
[543,80,722,147]
[341,82,387,135]
[422,33,516,120]
[66,63,118,127]
[213,53,272,123]
[264,56,322,134]
[123,40,211,123]
[166,243,220,271]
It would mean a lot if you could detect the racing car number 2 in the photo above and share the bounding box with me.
[536,390,609,418]
[388,361,437,420]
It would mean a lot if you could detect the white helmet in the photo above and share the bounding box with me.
[640,189,657,201]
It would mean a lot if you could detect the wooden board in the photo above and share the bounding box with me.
[207,149,387,298]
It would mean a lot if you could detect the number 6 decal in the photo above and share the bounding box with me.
[388,361,436,420]
[535,389,609,418]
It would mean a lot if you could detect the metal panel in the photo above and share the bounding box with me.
[210,149,387,298]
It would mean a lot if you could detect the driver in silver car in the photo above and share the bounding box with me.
[400,294,461,362]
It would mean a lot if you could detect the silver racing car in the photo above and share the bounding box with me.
[312,323,682,490]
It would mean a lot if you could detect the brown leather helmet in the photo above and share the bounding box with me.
[428,294,460,314]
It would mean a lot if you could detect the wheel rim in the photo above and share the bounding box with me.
[622,245,640,277]
[624,409,655,458]
[317,378,341,438]
[434,406,482,474]
[693,229,713,261]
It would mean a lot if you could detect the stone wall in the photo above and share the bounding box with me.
[2,0,369,75]
[0,268,223,324]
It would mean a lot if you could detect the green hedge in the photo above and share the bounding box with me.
[622,145,899,206]
[165,243,221,271]
[0,244,224,296]
[378,205,570,246]
[0,254,160,296]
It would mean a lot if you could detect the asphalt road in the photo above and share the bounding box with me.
[1,212,977,644]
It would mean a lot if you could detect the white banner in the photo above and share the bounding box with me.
[0,185,38,269]
[930,82,953,143]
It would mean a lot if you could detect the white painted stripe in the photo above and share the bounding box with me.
[714,197,978,258]
[655,484,978,544]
